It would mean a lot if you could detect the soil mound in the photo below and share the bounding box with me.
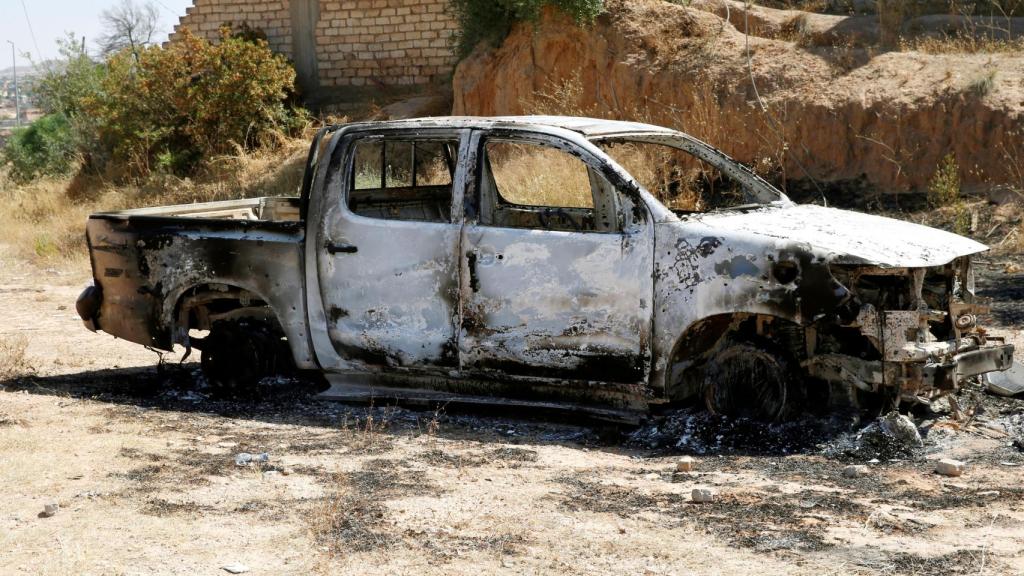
[453,0,1024,194]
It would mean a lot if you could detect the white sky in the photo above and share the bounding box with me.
[0,0,194,65]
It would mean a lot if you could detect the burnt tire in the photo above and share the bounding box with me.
[701,339,805,422]
[201,319,293,398]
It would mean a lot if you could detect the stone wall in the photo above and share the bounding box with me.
[170,0,458,92]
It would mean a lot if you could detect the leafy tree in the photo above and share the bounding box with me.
[1,114,76,183]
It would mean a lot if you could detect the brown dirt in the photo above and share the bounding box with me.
[453,0,1024,195]
[1,244,1023,575]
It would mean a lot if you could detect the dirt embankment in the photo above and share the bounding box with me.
[453,0,1024,194]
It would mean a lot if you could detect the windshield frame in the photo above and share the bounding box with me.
[588,131,790,216]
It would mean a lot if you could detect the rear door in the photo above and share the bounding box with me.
[459,131,655,384]
[311,128,469,371]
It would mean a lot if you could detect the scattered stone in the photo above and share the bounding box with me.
[234,452,269,466]
[675,456,696,472]
[643,472,661,481]
[935,458,965,477]
[843,464,870,478]
[221,563,250,574]
[40,503,59,518]
[691,488,716,503]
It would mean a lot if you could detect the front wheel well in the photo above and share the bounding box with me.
[665,313,807,402]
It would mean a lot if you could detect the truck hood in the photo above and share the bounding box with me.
[702,203,988,268]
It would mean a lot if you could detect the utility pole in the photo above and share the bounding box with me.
[7,41,19,127]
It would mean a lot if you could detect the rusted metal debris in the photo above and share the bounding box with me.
[76,116,1015,420]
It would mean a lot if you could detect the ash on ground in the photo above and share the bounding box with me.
[631,408,934,460]
[821,411,924,461]
[629,407,854,456]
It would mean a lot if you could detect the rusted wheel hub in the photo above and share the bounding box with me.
[703,342,798,422]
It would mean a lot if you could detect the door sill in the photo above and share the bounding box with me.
[318,372,645,425]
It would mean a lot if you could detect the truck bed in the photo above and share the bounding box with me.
[92,196,302,222]
[81,195,314,367]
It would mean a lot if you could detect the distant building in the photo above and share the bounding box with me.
[170,0,459,100]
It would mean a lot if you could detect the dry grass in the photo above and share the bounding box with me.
[0,335,32,381]
[0,137,311,268]
[488,142,595,208]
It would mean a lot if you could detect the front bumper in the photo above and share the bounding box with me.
[806,340,1015,400]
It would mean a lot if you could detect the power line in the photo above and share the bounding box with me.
[151,0,180,17]
[19,0,43,61]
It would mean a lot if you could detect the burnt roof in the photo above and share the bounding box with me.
[345,115,676,137]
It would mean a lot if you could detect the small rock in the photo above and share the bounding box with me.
[977,490,1001,498]
[40,503,59,518]
[935,458,965,477]
[234,452,270,466]
[643,472,661,481]
[675,456,696,473]
[221,564,250,574]
[691,488,716,503]
[843,465,870,478]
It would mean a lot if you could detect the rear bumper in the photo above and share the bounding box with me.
[76,284,103,332]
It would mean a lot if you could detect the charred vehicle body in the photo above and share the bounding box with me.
[77,117,1015,421]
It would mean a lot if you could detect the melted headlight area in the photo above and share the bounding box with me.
[804,258,1014,404]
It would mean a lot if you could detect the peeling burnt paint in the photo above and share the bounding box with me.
[79,116,1015,415]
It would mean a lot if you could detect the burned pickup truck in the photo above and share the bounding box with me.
[78,116,1015,421]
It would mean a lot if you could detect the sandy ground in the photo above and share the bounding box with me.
[2,249,1024,576]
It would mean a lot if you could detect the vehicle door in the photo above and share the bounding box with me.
[311,128,469,371]
[459,130,655,384]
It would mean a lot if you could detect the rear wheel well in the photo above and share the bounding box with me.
[174,284,280,344]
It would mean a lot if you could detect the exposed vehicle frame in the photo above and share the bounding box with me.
[77,116,1015,421]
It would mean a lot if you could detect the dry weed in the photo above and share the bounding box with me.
[0,335,32,381]
[310,473,395,555]
[0,136,309,268]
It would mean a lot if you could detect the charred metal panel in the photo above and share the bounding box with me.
[459,224,654,383]
[85,212,314,368]
[309,128,471,372]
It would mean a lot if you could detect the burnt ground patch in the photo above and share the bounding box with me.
[142,498,216,517]
[310,458,448,556]
[975,257,1024,326]
[882,549,1008,576]
[630,407,856,456]
[554,475,868,554]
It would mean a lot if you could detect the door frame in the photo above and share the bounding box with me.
[457,128,657,385]
[304,126,472,371]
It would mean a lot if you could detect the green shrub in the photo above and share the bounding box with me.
[450,0,605,57]
[1,114,77,184]
[87,29,305,178]
[928,153,961,207]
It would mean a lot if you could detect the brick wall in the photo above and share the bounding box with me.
[170,0,294,58]
[170,0,458,89]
